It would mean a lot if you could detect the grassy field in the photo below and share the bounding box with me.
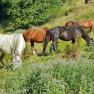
[0,0,94,94]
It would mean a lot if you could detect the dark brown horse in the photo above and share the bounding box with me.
[23,27,48,55]
[42,26,93,54]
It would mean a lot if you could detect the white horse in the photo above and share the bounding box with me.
[0,33,25,70]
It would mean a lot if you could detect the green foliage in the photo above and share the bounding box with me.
[0,0,64,30]
[5,58,94,94]
[0,39,94,94]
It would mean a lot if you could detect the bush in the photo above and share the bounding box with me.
[5,59,94,94]
[0,0,65,30]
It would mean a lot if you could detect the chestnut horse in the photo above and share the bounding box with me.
[23,27,48,55]
[65,19,94,32]
[65,21,77,27]
[77,19,94,32]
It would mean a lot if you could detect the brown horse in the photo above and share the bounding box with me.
[65,20,94,32]
[23,27,48,55]
[77,19,94,32]
[65,21,77,27]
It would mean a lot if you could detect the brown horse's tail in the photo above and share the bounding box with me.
[80,27,93,45]
[23,31,26,41]
[42,31,50,54]
[23,30,29,42]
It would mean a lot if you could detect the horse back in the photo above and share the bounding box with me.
[23,27,48,43]
[78,19,94,28]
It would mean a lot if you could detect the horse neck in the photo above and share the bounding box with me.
[80,27,92,43]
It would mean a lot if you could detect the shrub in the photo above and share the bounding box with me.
[0,0,65,30]
[5,59,94,94]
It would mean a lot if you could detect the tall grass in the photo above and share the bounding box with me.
[5,57,94,94]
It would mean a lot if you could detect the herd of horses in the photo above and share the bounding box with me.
[0,19,94,70]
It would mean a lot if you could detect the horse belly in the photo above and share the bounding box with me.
[79,21,92,28]
[60,32,73,41]
[85,23,92,28]
[33,34,44,43]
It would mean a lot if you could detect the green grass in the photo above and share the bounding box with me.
[0,38,94,94]
[3,54,94,94]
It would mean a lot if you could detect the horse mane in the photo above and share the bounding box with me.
[23,27,49,36]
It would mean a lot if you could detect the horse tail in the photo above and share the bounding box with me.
[43,31,50,54]
[23,31,26,41]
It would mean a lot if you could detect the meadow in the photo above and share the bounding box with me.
[0,0,94,94]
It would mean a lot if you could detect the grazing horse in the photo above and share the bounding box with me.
[0,34,25,70]
[23,27,48,55]
[77,19,94,32]
[42,26,93,54]
[65,21,77,27]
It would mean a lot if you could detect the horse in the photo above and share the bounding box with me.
[65,20,94,33]
[77,19,94,32]
[42,26,93,54]
[0,34,25,70]
[23,27,48,55]
[65,21,77,27]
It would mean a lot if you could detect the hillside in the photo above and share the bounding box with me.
[43,0,94,28]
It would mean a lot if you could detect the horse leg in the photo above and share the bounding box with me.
[42,35,49,55]
[50,40,57,52]
[30,41,37,55]
[90,27,93,34]
[91,26,94,32]
[0,52,6,68]
[72,39,75,44]
[42,42,48,55]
